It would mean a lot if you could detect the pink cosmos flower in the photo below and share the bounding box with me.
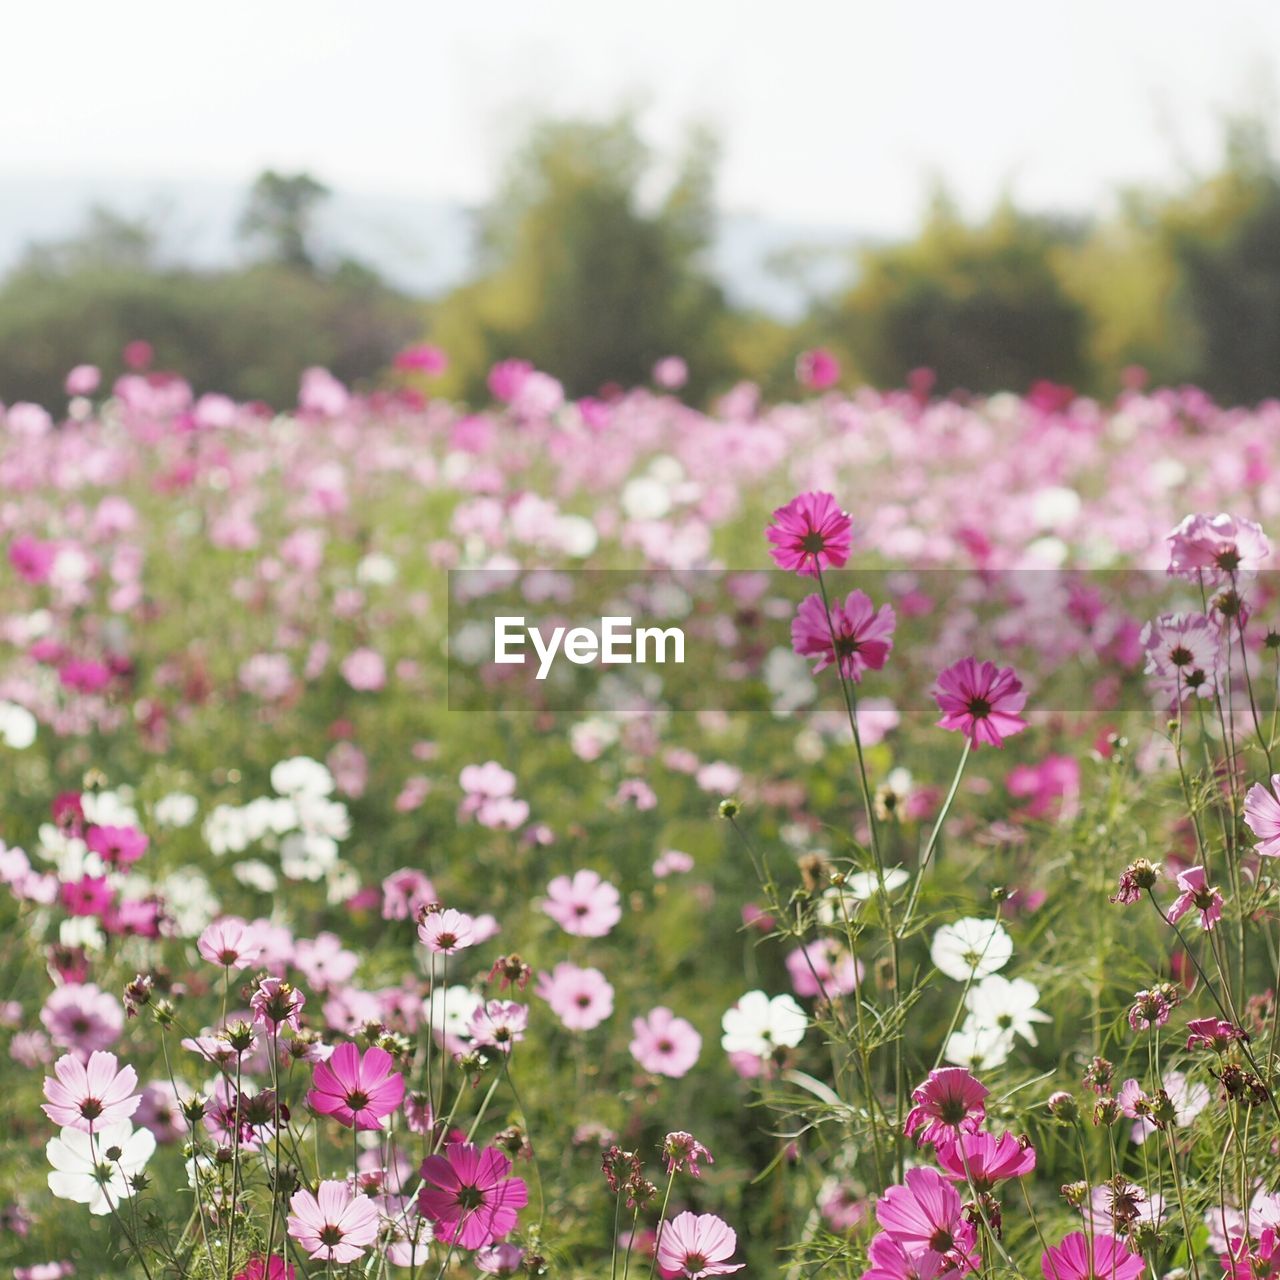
[418,908,476,954]
[1166,512,1270,582]
[476,1243,525,1275]
[629,1007,702,1078]
[250,978,306,1034]
[656,1211,744,1278]
[42,1051,139,1132]
[1167,865,1224,931]
[1186,1018,1245,1053]
[541,869,622,937]
[785,939,862,998]
[662,1132,713,1177]
[875,1167,977,1263]
[197,917,261,969]
[535,963,615,1031]
[862,1233,965,1280]
[393,343,448,375]
[41,984,123,1056]
[653,356,688,390]
[933,658,1027,748]
[653,849,695,878]
[766,491,853,577]
[1140,612,1220,701]
[382,868,438,920]
[1244,776,1280,857]
[287,1181,380,1263]
[340,647,386,692]
[234,1257,294,1280]
[469,1001,528,1054]
[1222,1228,1280,1280]
[904,1068,988,1147]
[417,1142,528,1249]
[935,1131,1036,1190]
[307,1042,405,1130]
[791,590,896,681]
[796,347,841,391]
[1040,1232,1144,1280]
[65,364,101,396]
[84,825,148,868]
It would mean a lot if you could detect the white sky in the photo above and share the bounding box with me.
[6,0,1280,233]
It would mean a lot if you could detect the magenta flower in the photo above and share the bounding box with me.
[904,1067,988,1147]
[1167,865,1224,931]
[417,1142,528,1249]
[42,1051,139,1132]
[933,657,1027,748]
[197,917,262,970]
[875,1167,977,1263]
[655,1211,744,1277]
[287,1181,380,1263]
[935,1131,1036,1191]
[629,1007,702,1078]
[766,491,854,577]
[418,908,477,954]
[541,869,622,938]
[791,590,896,681]
[1244,776,1280,857]
[1040,1232,1144,1280]
[84,824,148,868]
[796,347,841,391]
[535,963,615,1031]
[307,1042,405,1130]
[234,1256,294,1280]
[1186,1018,1245,1053]
[862,1232,965,1280]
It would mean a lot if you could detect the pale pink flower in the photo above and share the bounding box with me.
[541,870,622,937]
[287,1181,380,1263]
[42,1051,139,1131]
[629,1007,702,1078]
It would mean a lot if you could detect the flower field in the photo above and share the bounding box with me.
[4,352,1280,1278]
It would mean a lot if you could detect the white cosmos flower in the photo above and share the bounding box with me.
[82,789,139,828]
[965,975,1052,1045]
[232,859,278,893]
[47,1121,155,1215]
[153,792,198,828]
[425,985,483,1042]
[0,701,37,749]
[720,990,808,1057]
[203,805,251,856]
[931,917,1013,981]
[159,870,218,937]
[355,553,398,586]
[817,868,909,926]
[280,831,338,881]
[270,757,334,799]
[944,1019,1016,1071]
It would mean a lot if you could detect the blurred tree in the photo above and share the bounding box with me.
[430,114,734,400]
[237,170,331,270]
[0,201,420,407]
[1162,118,1280,403]
[827,190,1092,393]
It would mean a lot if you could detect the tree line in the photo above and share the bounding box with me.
[3,114,1280,408]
